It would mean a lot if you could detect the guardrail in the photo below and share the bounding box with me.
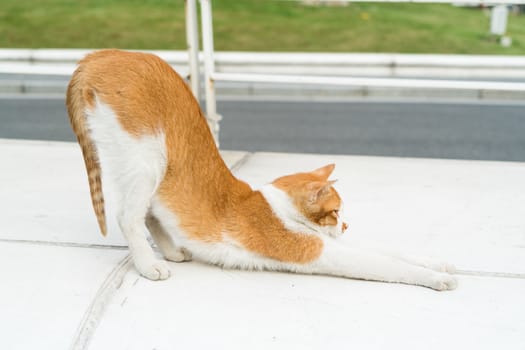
[3,49,525,79]
[188,0,525,143]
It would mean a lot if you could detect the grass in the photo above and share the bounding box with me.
[1,0,524,54]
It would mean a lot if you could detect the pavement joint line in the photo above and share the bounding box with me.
[229,151,254,173]
[456,269,525,280]
[3,239,522,280]
[0,238,127,250]
[70,254,132,350]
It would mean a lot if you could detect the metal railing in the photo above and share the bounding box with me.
[187,0,525,143]
[3,50,525,79]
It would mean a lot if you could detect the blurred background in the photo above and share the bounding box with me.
[1,0,524,161]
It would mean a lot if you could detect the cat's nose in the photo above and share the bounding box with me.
[342,222,348,233]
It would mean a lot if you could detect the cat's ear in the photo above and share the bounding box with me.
[306,180,337,203]
[311,164,335,180]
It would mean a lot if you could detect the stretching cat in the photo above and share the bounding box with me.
[66,50,457,291]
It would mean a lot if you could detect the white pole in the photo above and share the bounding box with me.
[490,5,509,36]
[199,0,221,145]
[185,0,201,101]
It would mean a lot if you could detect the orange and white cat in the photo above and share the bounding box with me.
[67,50,457,291]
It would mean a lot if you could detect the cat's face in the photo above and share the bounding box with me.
[272,164,348,237]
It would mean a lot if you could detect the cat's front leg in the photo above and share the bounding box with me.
[386,251,456,274]
[306,239,457,291]
[354,244,457,274]
[116,180,171,281]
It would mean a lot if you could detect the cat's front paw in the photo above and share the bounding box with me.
[165,247,192,263]
[430,273,457,291]
[135,258,171,280]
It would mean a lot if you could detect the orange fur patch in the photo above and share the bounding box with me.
[227,191,324,264]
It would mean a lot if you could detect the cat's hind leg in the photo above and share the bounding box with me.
[85,99,170,280]
[146,213,192,263]
[116,177,171,281]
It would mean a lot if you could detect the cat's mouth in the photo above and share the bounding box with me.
[329,219,349,238]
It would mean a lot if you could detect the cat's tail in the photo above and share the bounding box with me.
[66,66,107,236]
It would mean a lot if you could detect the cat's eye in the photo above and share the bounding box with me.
[332,209,339,217]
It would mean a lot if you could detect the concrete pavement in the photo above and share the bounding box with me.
[1,138,524,349]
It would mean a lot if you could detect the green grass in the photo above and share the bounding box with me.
[1,0,524,54]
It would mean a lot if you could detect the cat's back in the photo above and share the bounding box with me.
[77,49,185,97]
[70,49,199,135]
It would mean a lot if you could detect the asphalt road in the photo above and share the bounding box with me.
[1,95,524,162]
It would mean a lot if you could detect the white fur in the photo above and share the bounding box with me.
[86,98,171,280]
[307,237,457,291]
[260,184,345,237]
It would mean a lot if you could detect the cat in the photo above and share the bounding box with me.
[66,49,457,291]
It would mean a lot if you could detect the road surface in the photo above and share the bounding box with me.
[1,95,524,162]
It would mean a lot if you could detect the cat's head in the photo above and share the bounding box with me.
[265,164,348,238]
